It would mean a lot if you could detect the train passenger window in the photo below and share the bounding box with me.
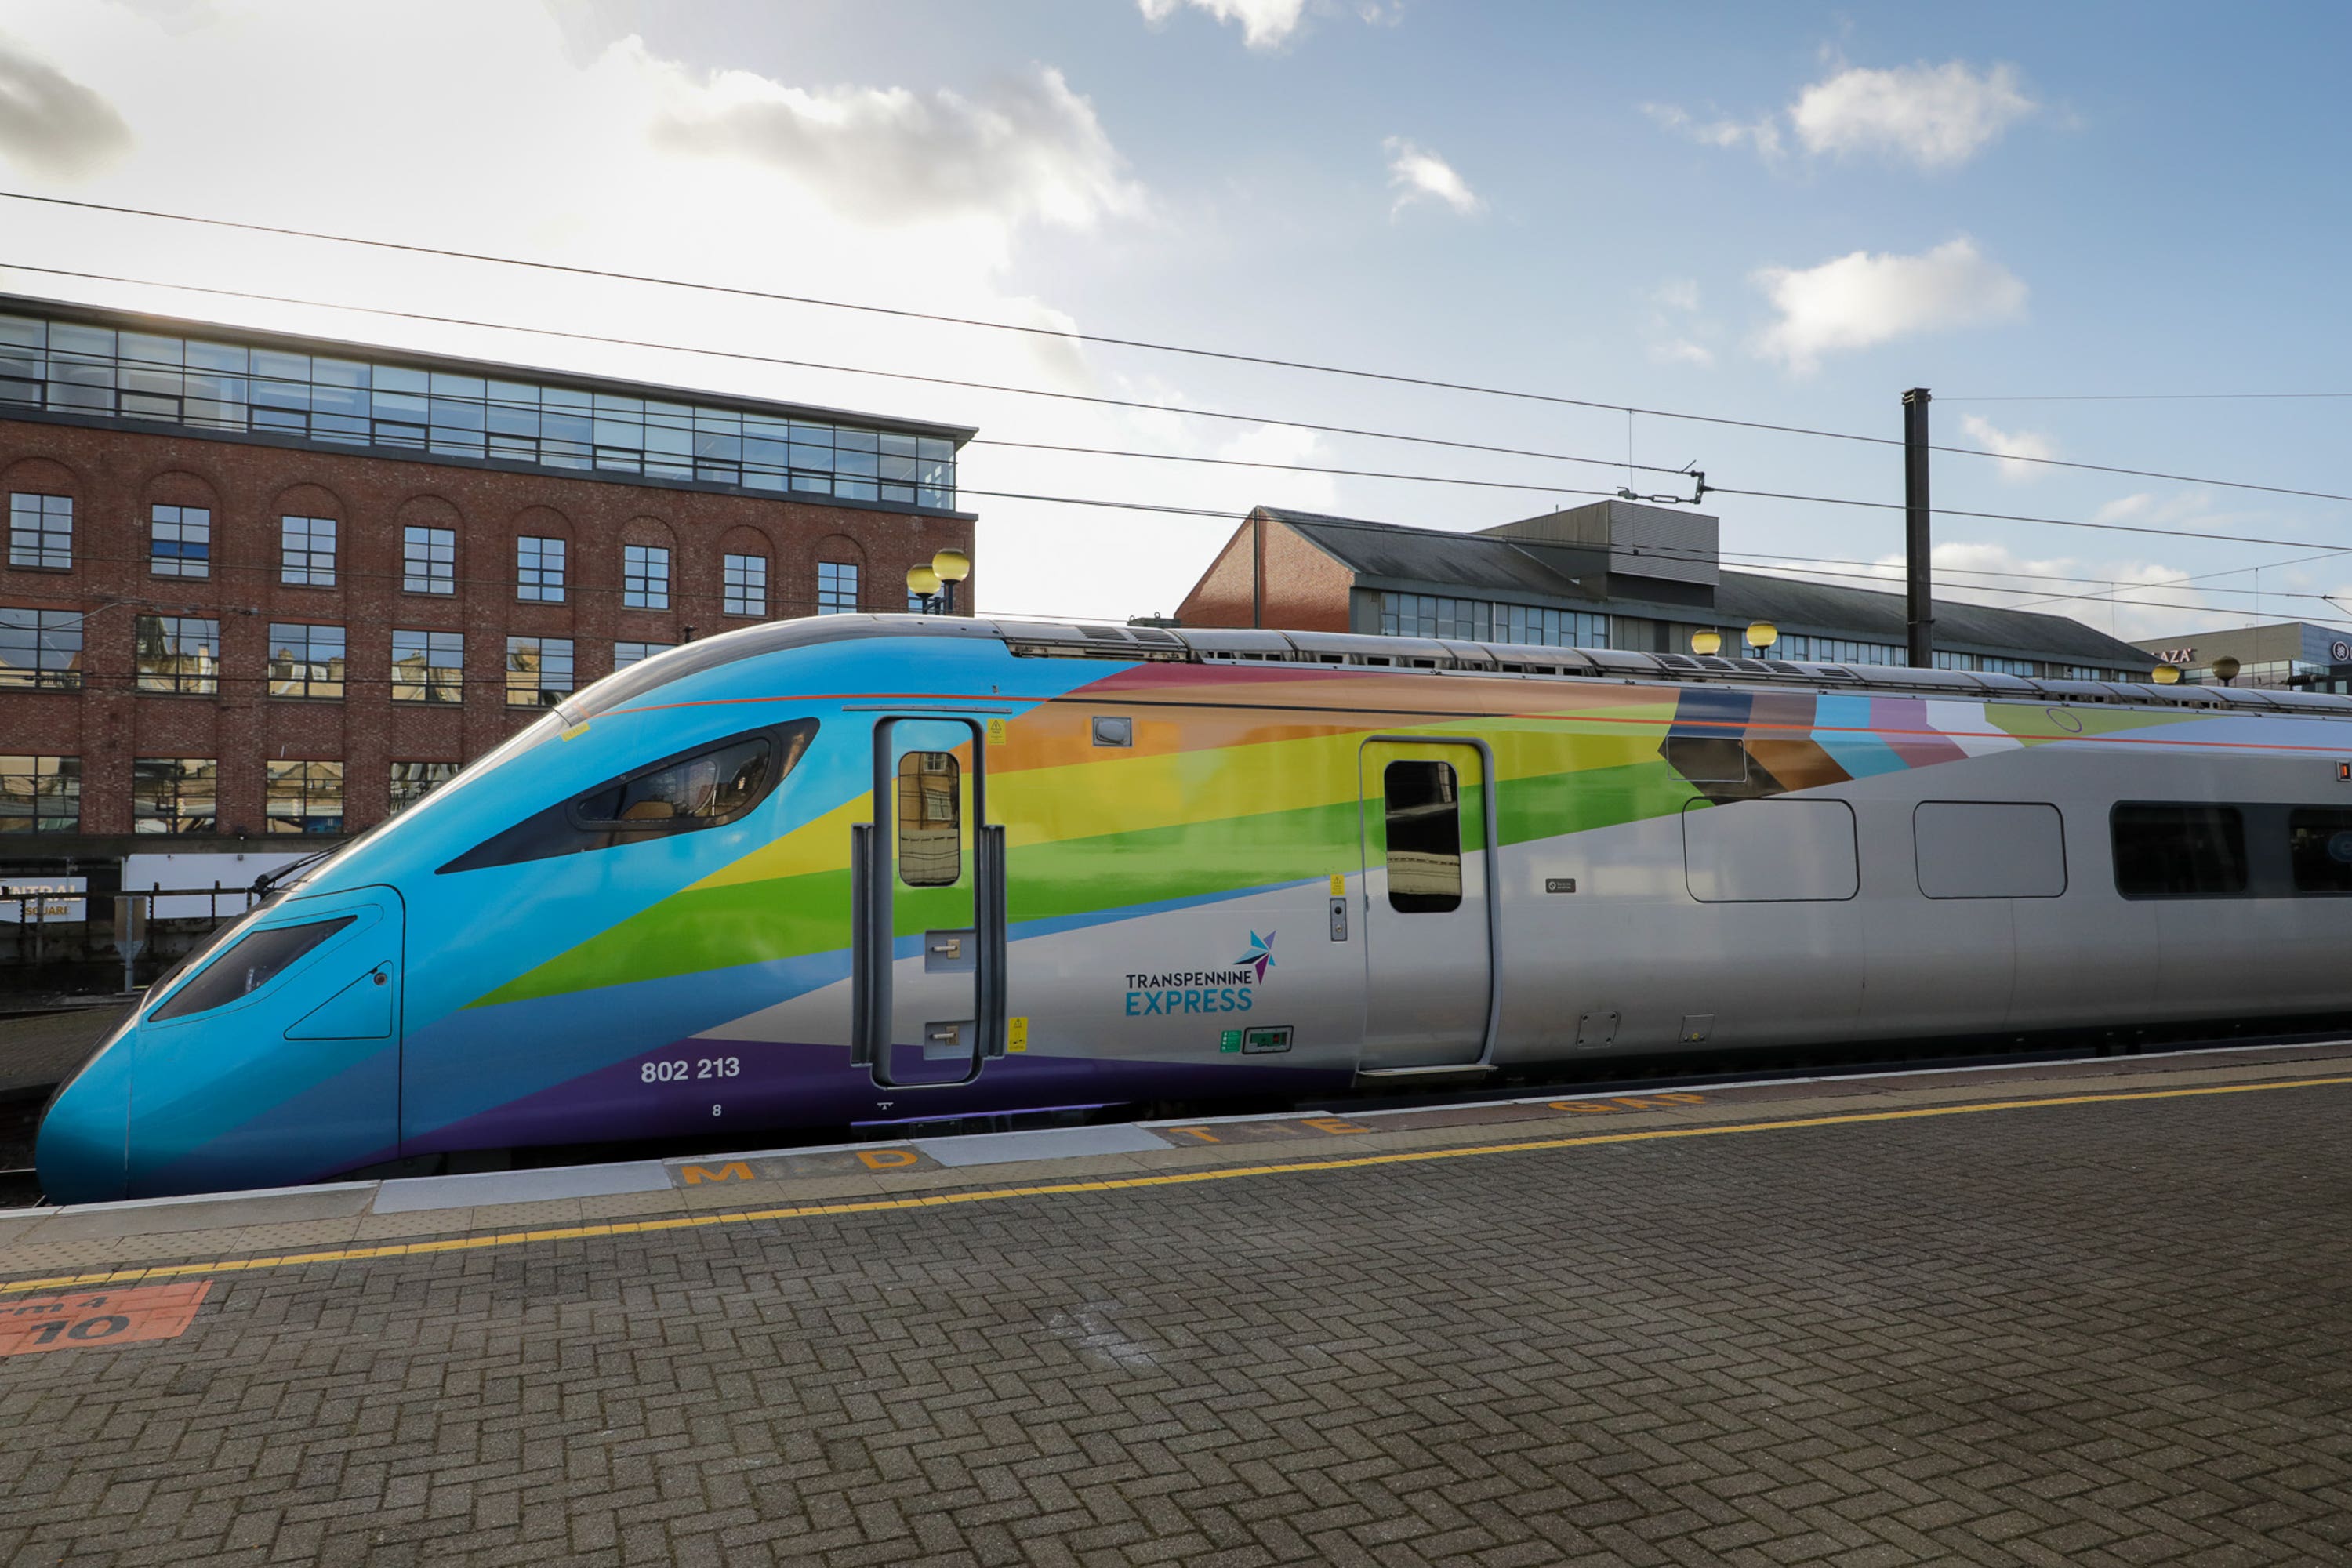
[1682,799,1858,902]
[151,916,354,1021]
[896,752,961,887]
[437,719,816,873]
[2111,804,2248,898]
[575,736,770,826]
[2288,808,2352,894]
[1383,760,1462,913]
[1914,802,2067,898]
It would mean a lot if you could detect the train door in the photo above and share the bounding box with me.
[1356,739,1495,1070]
[851,717,1007,1088]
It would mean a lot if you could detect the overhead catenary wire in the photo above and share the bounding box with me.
[24,501,2352,632]
[9,259,2352,572]
[0,261,1707,484]
[1,194,2347,503]
[1944,392,2352,402]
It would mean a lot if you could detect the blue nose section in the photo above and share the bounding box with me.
[34,1036,132,1206]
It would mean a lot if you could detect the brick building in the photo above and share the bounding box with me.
[0,292,975,896]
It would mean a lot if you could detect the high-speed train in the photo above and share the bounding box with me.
[37,614,2352,1203]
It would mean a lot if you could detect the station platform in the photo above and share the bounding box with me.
[3,1041,2350,1565]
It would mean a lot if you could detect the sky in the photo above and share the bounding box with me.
[0,0,2347,643]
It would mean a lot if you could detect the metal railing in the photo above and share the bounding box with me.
[0,884,260,986]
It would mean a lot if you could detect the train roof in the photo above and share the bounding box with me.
[569,612,2352,721]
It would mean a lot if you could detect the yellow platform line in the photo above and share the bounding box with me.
[6,1072,2348,1297]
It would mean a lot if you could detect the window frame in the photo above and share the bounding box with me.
[389,759,461,815]
[266,622,347,700]
[622,543,670,610]
[816,560,860,615]
[504,634,575,707]
[135,614,220,695]
[265,759,346,835]
[437,719,818,873]
[894,750,963,887]
[150,916,356,1022]
[402,524,456,595]
[0,753,81,833]
[1381,758,1465,913]
[2109,802,2250,900]
[390,628,464,703]
[150,503,212,579]
[8,492,73,571]
[2287,807,2352,895]
[515,534,567,603]
[0,607,83,691]
[279,514,337,587]
[723,551,769,618]
[132,757,218,835]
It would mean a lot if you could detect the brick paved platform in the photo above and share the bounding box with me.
[2,1047,2350,1565]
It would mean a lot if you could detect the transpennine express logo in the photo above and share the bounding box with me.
[1236,931,1276,983]
[1122,931,1273,1016]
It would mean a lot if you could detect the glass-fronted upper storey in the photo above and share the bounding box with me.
[0,296,971,511]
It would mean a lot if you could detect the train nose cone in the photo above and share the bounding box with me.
[34,1032,132,1206]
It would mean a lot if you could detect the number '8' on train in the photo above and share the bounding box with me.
[37,615,2352,1203]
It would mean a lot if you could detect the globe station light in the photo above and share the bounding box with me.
[1745,620,1778,655]
[929,549,971,615]
[1690,630,1722,656]
[906,562,942,613]
[2151,663,2182,685]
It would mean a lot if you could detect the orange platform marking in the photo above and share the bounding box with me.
[0,1281,212,1355]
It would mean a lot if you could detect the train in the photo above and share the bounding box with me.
[36,613,2352,1203]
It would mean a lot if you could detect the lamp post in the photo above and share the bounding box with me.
[931,549,970,614]
[1690,630,1722,656]
[2212,655,2241,687]
[905,549,973,615]
[1745,621,1779,658]
[2151,663,2182,685]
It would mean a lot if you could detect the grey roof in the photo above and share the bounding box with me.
[1265,506,2151,666]
[1705,571,2147,663]
[1263,509,1597,601]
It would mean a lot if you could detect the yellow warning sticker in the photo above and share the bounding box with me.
[986,717,1008,746]
[1007,1015,1029,1053]
[1329,873,1345,896]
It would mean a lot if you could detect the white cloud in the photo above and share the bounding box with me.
[1643,278,1714,368]
[1642,103,1781,159]
[1649,56,2032,172]
[1793,60,2035,169]
[1649,277,1700,313]
[0,34,132,178]
[1753,238,2027,373]
[1384,136,1482,218]
[1136,0,1309,50]
[1958,413,2056,481]
[652,64,1142,232]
